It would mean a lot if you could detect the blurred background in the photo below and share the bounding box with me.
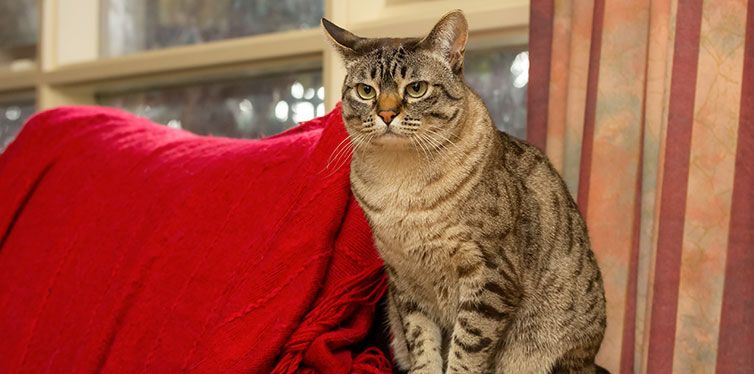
[0,0,529,151]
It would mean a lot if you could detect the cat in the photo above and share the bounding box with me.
[322,10,607,374]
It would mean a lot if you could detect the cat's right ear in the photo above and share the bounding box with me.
[419,10,468,74]
[321,18,361,60]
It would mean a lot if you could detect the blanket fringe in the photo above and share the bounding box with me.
[351,347,392,374]
[271,264,389,374]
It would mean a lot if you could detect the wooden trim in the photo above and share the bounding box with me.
[55,0,98,66]
[0,90,35,104]
[0,70,39,92]
[89,54,323,96]
[39,0,57,72]
[43,28,326,86]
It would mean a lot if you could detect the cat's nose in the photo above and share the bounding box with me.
[378,110,398,125]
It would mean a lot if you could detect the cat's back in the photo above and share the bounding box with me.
[490,130,595,280]
[493,130,579,213]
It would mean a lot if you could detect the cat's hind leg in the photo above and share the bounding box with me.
[493,311,567,374]
[549,343,604,374]
[493,310,603,374]
[550,363,600,374]
[494,339,564,374]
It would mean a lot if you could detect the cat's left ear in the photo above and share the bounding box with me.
[420,10,468,74]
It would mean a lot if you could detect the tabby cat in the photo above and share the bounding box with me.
[322,10,607,374]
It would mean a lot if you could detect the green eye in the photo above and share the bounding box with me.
[406,81,428,98]
[356,83,376,99]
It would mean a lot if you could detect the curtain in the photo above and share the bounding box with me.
[527,0,753,373]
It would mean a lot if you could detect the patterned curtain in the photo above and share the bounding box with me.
[527,0,753,373]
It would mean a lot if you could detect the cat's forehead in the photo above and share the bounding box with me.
[346,38,436,84]
[352,37,420,53]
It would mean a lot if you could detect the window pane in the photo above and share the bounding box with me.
[0,1,38,70]
[100,0,324,57]
[465,47,528,140]
[97,69,324,139]
[1,98,35,151]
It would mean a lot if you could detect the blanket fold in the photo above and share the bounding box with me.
[0,104,389,374]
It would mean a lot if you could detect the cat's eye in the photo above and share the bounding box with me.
[356,83,376,100]
[405,81,428,98]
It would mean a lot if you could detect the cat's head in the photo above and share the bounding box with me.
[322,10,469,149]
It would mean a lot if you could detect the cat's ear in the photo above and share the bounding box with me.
[420,10,468,74]
[321,18,362,61]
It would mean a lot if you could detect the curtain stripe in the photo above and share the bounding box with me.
[620,119,644,374]
[716,1,754,371]
[545,0,573,172]
[586,1,651,370]
[646,0,704,371]
[576,0,604,216]
[527,0,554,150]
[562,0,596,198]
[636,1,676,372]
[671,0,748,371]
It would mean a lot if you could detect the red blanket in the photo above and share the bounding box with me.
[0,105,390,373]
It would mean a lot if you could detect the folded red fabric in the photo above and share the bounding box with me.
[0,104,390,373]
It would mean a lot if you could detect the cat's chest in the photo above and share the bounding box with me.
[389,259,461,328]
[352,179,436,236]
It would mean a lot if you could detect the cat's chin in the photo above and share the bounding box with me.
[371,132,413,147]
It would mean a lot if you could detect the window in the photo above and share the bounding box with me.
[98,69,323,138]
[0,97,35,151]
[100,0,324,57]
[0,1,38,71]
[465,48,528,140]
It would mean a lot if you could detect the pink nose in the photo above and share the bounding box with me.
[378,111,397,124]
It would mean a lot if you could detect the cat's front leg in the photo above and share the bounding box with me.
[446,259,516,374]
[388,285,444,374]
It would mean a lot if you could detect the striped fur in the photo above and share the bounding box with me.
[324,10,606,374]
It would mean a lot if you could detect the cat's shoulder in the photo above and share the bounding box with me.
[494,130,568,191]
[495,130,549,168]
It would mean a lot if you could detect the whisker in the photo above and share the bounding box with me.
[422,131,464,164]
[424,128,465,157]
[413,133,435,164]
[325,144,354,176]
[408,136,423,164]
[419,133,449,164]
[428,126,461,141]
[326,133,366,176]
[332,136,359,165]
[419,133,455,164]
[408,136,432,183]
[325,136,354,170]
[331,131,375,175]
